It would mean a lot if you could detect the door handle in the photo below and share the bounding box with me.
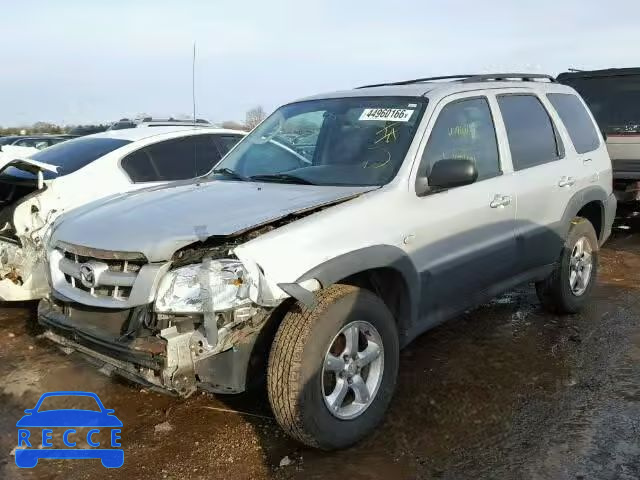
[558,176,575,188]
[490,194,512,208]
[583,158,593,164]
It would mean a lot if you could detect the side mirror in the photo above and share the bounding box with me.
[24,409,34,414]
[417,158,478,195]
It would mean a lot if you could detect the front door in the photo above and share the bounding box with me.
[404,93,517,326]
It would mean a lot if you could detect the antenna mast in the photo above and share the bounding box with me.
[192,42,197,125]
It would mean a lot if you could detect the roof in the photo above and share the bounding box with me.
[294,73,569,103]
[557,67,640,81]
[84,126,245,142]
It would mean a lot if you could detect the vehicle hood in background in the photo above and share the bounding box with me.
[52,180,375,262]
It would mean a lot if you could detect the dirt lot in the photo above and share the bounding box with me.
[1,220,639,480]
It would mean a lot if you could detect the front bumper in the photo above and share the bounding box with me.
[38,297,261,395]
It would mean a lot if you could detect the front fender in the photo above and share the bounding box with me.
[293,245,421,330]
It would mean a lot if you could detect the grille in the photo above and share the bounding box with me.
[57,247,146,301]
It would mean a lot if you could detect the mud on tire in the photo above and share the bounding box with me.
[267,284,399,450]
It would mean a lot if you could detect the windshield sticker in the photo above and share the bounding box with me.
[359,108,414,122]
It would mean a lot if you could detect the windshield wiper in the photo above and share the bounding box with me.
[211,167,250,181]
[249,173,316,185]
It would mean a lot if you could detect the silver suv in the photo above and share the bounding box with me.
[39,73,616,450]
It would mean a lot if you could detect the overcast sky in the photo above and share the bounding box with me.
[2,0,639,126]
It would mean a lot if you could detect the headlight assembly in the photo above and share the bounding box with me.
[155,258,251,314]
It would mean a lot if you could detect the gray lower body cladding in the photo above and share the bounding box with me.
[38,297,259,395]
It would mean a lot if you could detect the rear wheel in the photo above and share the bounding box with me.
[267,284,399,449]
[536,217,598,314]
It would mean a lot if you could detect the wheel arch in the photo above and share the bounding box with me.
[560,186,608,245]
[294,245,421,340]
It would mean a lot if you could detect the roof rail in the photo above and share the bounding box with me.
[356,73,556,89]
[461,73,556,83]
[357,75,475,89]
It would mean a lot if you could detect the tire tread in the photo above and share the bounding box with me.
[267,284,359,448]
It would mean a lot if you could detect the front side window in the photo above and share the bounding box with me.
[211,97,427,186]
[498,95,562,171]
[547,93,600,154]
[420,97,500,181]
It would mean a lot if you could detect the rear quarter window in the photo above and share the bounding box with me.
[547,93,600,154]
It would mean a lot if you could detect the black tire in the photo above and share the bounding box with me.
[536,217,599,314]
[267,284,399,450]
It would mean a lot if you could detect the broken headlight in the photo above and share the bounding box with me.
[155,259,251,314]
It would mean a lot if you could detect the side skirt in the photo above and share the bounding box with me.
[401,264,554,347]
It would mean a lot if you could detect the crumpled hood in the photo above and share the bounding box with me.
[51,180,375,262]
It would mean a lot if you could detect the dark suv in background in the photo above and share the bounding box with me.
[558,68,640,203]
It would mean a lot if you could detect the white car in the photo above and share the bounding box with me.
[0,126,245,301]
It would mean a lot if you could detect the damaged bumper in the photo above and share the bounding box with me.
[38,296,265,395]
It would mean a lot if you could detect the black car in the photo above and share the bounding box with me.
[558,68,640,203]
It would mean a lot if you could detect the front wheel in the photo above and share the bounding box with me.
[536,217,598,314]
[267,284,399,450]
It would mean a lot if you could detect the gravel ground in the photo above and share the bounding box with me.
[0,221,639,479]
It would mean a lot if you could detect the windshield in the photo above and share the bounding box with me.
[211,97,427,186]
[16,136,132,179]
[560,75,640,134]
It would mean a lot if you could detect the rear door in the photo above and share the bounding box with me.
[496,92,573,272]
[546,92,608,192]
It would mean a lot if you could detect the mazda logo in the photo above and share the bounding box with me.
[79,264,96,288]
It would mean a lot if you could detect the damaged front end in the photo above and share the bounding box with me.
[39,295,271,396]
[39,231,315,396]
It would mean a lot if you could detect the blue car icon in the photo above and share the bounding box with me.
[15,391,123,468]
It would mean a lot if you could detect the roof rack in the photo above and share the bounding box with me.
[356,73,556,89]
[357,75,476,89]
[462,73,556,83]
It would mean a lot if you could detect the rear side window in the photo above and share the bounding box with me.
[122,135,227,182]
[547,93,600,154]
[122,137,197,182]
[497,95,562,171]
[215,135,243,157]
[193,135,222,175]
